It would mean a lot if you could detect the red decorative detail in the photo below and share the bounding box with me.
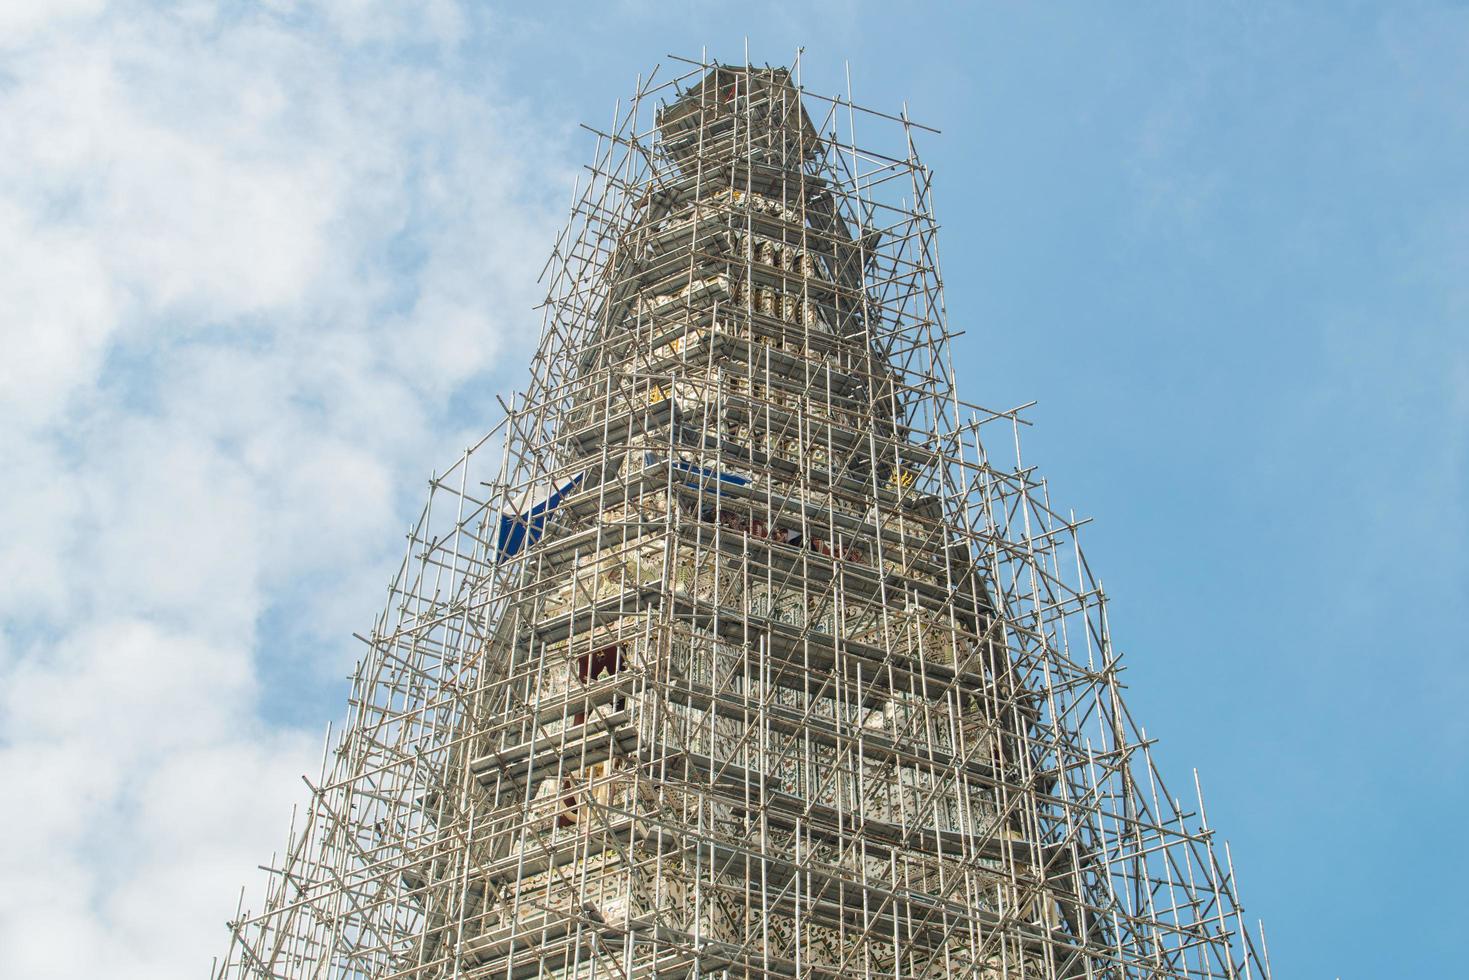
[557,777,579,827]
[577,644,624,683]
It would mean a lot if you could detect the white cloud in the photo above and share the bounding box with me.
[0,2,567,976]
[0,0,105,43]
[0,200,120,425]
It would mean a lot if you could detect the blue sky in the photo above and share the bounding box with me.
[0,2,1464,976]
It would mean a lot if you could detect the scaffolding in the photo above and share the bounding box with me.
[216,55,1271,980]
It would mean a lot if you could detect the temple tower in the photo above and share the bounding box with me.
[217,59,1269,980]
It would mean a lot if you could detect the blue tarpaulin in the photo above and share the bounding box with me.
[496,474,583,561]
[646,452,749,496]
